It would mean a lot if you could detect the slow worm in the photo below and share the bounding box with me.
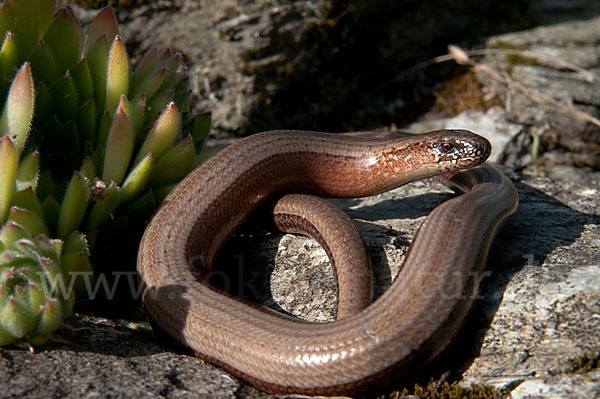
[270,193,374,319]
[137,130,518,396]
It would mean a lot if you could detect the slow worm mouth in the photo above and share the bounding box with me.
[137,129,516,396]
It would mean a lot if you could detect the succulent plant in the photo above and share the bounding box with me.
[0,0,209,345]
[0,207,77,346]
[0,65,87,346]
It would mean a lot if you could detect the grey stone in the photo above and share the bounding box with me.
[488,14,600,47]
[3,2,599,399]
[110,0,530,134]
[479,14,600,185]
[0,314,269,398]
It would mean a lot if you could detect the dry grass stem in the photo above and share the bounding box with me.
[447,45,600,129]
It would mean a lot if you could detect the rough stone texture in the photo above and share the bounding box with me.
[107,0,530,134]
[3,1,599,399]
[0,314,269,398]
[457,173,600,398]
[478,12,600,184]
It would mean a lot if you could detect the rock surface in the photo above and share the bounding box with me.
[111,0,530,134]
[2,1,599,399]
[477,12,600,185]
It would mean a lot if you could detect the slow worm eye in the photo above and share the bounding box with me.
[440,141,454,153]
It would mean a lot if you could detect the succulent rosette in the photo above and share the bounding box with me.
[0,0,209,345]
[0,65,83,345]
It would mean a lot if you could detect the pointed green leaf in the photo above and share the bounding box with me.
[40,196,59,235]
[0,253,31,272]
[32,0,55,37]
[57,172,89,239]
[33,81,51,123]
[60,251,93,298]
[0,136,18,224]
[151,136,194,188]
[11,187,43,216]
[158,65,185,94]
[130,92,145,135]
[102,106,134,185]
[12,282,31,311]
[36,171,54,203]
[29,40,59,85]
[174,71,190,93]
[0,0,38,61]
[96,110,112,148]
[84,5,118,56]
[134,102,180,165]
[131,48,158,89]
[121,154,153,205]
[116,94,132,120]
[91,145,103,175]
[1,297,35,339]
[12,237,46,263]
[62,231,90,256]
[27,281,46,316]
[0,32,20,99]
[164,52,183,72]
[38,252,61,282]
[7,207,50,237]
[105,36,129,115]
[77,99,96,149]
[131,67,165,100]
[0,222,29,247]
[71,58,93,102]
[16,151,39,191]
[43,7,83,74]
[145,90,173,128]
[191,112,211,150]
[32,234,60,266]
[33,297,65,337]
[48,240,62,261]
[157,48,172,65]
[48,71,79,122]
[86,35,109,113]
[0,63,35,153]
[173,90,191,114]
[80,157,96,183]
[0,324,17,346]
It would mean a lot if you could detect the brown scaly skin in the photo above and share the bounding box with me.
[137,130,517,396]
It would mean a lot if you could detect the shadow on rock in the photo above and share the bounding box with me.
[417,176,600,386]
